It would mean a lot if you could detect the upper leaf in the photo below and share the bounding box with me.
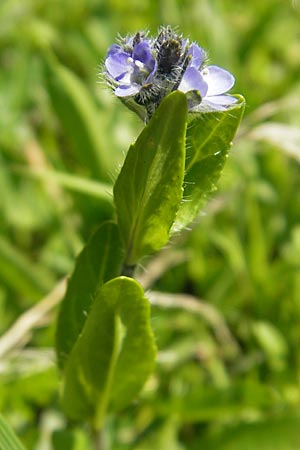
[56,221,123,369]
[114,91,188,265]
[61,276,156,428]
[173,95,245,230]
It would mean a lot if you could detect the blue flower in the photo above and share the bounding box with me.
[105,37,157,97]
[104,28,237,120]
[178,43,237,111]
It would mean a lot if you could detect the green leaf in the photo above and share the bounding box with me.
[114,91,188,265]
[206,416,300,450]
[173,96,245,231]
[56,221,124,369]
[0,415,26,450]
[44,55,111,182]
[61,276,156,428]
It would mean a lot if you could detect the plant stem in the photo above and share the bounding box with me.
[92,428,106,450]
[121,263,136,278]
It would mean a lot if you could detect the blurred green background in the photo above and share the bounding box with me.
[1,0,300,449]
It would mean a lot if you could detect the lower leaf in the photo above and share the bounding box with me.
[61,276,157,429]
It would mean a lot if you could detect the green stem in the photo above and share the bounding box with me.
[92,428,106,450]
[121,263,136,278]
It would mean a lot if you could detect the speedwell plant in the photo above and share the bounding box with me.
[55,26,245,448]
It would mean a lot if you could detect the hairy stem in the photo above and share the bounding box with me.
[121,263,136,278]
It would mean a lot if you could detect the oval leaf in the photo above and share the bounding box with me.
[174,96,245,230]
[114,91,188,265]
[56,221,124,368]
[61,276,156,428]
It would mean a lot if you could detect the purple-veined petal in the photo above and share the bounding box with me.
[115,84,140,97]
[105,52,131,79]
[146,59,157,82]
[132,41,153,66]
[178,67,208,97]
[116,70,132,84]
[107,44,122,57]
[202,65,235,96]
[206,94,238,105]
[189,43,206,69]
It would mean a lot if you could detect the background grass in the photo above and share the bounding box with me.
[1,0,300,448]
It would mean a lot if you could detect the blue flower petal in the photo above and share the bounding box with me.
[207,94,238,105]
[178,67,208,97]
[133,41,153,66]
[115,84,140,97]
[189,43,206,69]
[105,52,131,79]
[146,60,157,82]
[202,65,235,96]
[200,95,237,111]
[107,44,122,57]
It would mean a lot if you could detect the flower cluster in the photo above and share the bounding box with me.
[104,27,237,121]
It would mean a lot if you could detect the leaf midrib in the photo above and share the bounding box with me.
[94,312,122,429]
[125,99,184,263]
[126,142,168,262]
